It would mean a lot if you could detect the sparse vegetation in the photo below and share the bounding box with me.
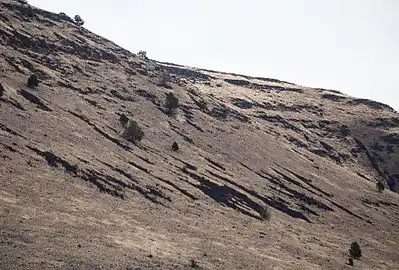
[172,142,179,151]
[73,15,84,26]
[26,4,34,17]
[1,1,399,269]
[59,12,73,23]
[0,84,4,97]
[349,242,362,259]
[137,50,148,60]
[17,0,34,17]
[27,74,39,88]
[259,205,271,221]
[157,71,172,89]
[165,92,179,115]
[190,259,200,268]
[119,114,129,127]
[376,181,385,193]
[123,120,144,143]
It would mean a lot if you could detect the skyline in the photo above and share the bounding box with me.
[29,0,399,111]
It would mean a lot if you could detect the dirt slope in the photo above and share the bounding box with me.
[1,1,399,269]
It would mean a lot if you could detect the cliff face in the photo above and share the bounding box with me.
[1,1,398,269]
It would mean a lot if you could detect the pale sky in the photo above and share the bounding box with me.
[29,0,399,111]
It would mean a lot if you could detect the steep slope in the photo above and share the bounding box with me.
[1,1,399,269]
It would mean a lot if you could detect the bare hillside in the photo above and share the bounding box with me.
[1,1,399,269]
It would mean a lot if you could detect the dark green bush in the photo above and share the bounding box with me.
[349,242,362,259]
[27,74,39,88]
[119,114,129,127]
[376,181,385,192]
[165,92,179,115]
[0,84,4,97]
[74,15,84,26]
[137,50,147,60]
[172,142,179,151]
[123,120,144,143]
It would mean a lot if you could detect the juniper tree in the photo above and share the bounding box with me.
[74,15,84,26]
[349,242,362,259]
[165,92,179,115]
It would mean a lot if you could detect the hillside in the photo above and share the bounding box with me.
[1,1,399,269]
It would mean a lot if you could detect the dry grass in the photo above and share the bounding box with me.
[0,1,398,269]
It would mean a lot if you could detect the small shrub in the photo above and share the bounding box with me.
[348,257,354,266]
[123,120,144,143]
[165,92,179,115]
[137,50,148,60]
[376,181,385,192]
[25,4,34,17]
[157,71,172,89]
[73,15,84,26]
[27,74,39,88]
[119,114,129,127]
[59,12,73,23]
[190,259,200,268]
[172,142,179,151]
[349,242,362,259]
[259,205,271,221]
[0,84,4,97]
[18,1,34,16]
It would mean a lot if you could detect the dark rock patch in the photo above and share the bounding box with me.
[160,65,213,81]
[19,89,52,111]
[27,146,78,175]
[224,79,251,87]
[321,93,346,102]
[381,134,399,145]
[348,98,395,112]
[232,98,255,109]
